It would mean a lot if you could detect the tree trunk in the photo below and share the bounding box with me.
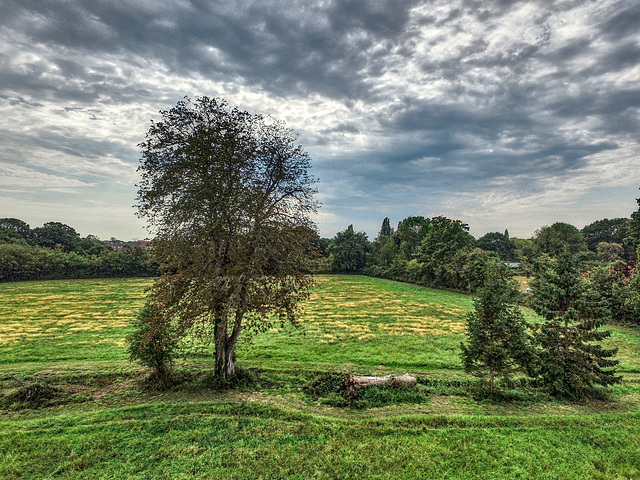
[214,315,235,380]
[214,309,244,381]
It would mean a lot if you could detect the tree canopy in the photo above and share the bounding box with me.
[534,222,586,256]
[476,231,516,261]
[327,225,369,273]
[581,218,629,252]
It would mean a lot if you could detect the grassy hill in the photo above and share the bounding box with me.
[1,275,639,479]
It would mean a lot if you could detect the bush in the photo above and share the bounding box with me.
[304,371,349,406]
[127,303,178,387]
[1,377,66,409]
[0,243,158,282]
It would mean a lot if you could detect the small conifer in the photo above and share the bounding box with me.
[531,253,621,399]
[461,264,533,395]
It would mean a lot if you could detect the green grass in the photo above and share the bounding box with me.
[241,275,473,372]
[1,275,640,479]
[0,278,151,366]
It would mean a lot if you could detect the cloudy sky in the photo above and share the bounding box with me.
[1,0,639,240]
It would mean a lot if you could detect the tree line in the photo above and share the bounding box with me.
[0,218,157,281]
[318,201,640,325]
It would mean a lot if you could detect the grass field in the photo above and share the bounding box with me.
[1,275,640,479]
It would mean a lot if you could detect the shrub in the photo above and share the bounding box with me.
[127,303,178,387]
[1,377,66,409]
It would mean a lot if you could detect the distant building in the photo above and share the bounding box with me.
[124,240,153,250]
[103,240,124,251]
[103,239,152,251]
[505,262,521,269]
[137,240,152,250]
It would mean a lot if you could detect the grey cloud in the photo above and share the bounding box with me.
[598,1,640,38]
[0,0,639,239]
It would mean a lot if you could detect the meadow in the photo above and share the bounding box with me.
[1,275,640,479]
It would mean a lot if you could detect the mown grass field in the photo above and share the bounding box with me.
[1,275,640,479]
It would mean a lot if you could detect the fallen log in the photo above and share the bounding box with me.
[347,373,417,388]
[344,373,417,399]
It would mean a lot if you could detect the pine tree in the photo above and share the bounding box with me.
[461,264,533,395]
[531,253,621,399]
[379,217,392,239]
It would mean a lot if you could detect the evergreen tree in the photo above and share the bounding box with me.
[531,253,621,399]
[370,218,397,268]
[379,217,392,239]
[461,264,533,395]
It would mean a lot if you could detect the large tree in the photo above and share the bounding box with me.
[395,216,430,261]
[134,97,317,380]
[32,222,81,252]
[476,231,516,261]
[627,189,640,253]
[581,218,629,252]
[417,216,476,287]
[327,225,370,272]
[533,222,586,257]
[0,218,31,236]
[370,217,397,268]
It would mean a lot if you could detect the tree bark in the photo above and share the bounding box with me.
[214,315,235,380]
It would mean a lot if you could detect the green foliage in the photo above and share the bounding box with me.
[1,376,66,409]
[448,248,502,292]
[0,218,32,244]
[589,261,638,325]
[410,216,477,289]
[127,302,178,386]
[32,221,81,252]
[0,242,157,282]
[352,383,428,409]
[627,189,640,252]
[595,242,625,263]
[0,243,55,281]
[327,224,370,272]
[369,218,397,267]
[418,216,476,264]
[395,215,430,261]
[379,217,393,238]
[364,216,498,293]
[581,218,629,252]
[534,222,586,256]
[461,264,534,395]
[476,231,516,261]
[304,371,349,406]
[531,254,622,399]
